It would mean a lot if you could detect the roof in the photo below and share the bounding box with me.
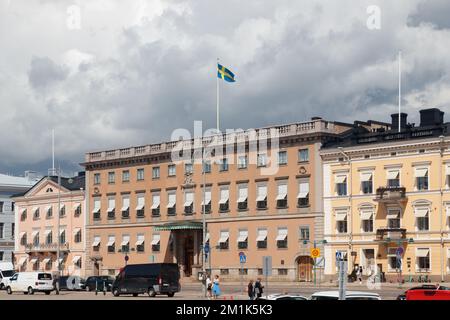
[11,173,85,198]
[0,173,39,188]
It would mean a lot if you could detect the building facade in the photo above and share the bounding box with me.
[0,172,39,263]
[321,108,450,282]
[13,173,86,277]
[82,118,356,281]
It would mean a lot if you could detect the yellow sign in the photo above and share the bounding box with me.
[310,248,320,258]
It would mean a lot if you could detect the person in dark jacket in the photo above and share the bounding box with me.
[247,280,255,300]
[254,278,264,298]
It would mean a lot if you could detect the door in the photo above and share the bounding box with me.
[297,256,313,282]
[184,236,194,277]
[94,262,100,276]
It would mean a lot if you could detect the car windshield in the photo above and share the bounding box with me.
[2,270,15,277]
[38,273,52,280]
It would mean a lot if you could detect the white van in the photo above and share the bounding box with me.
[6,272,54,295]
[0,262,15,290]
[309,290,381,300]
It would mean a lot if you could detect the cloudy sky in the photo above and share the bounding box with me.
[1,0,450,176]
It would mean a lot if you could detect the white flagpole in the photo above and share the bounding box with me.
[398,51,402,133]
[216,58,220,132]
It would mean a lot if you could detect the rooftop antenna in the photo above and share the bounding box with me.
[398,51,402,133]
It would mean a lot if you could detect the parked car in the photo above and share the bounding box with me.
[6,272,54,295]
[0,262,15,290]
[57,276,85,291]
[309,291,381,300]
[405,285,450,300]
[111,263,181,297]
[82,276,114,292]
[396,284,440,300]
[257,293,307,300]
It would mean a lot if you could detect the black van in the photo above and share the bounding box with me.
[112,263,180,297]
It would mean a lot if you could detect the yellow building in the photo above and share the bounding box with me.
[321,109,450,282]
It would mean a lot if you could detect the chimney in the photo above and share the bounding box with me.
[391,113,408,130]
[419,108,444,127]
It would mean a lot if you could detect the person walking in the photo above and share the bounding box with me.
[247,280,255,300]
[206,274,212,299]
[357,266,363,284]
[212,275,221,299]
[254,278,264,299]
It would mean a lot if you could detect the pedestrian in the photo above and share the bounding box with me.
[357,266,363,284]
[212,275,221,299]
[206,274,212,299]
[254,278,264,298]
[247,280,255,300]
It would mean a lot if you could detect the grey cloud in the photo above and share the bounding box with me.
[28,56,68,89]
[408,0,450,29]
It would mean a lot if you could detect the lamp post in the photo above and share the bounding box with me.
[55,167,62,294]
[201,151,207,298]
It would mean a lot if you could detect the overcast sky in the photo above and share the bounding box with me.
[1,0,450,176]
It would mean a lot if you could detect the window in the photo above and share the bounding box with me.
[94,173,101,185]
[167,192,176,216]
[219,158,229,172]
[59,205,66,217]
[107,197,116,220]
[33,232,39,246]
[122,170,130,182]
[218,231,229,250]
[237,184,248,211]
[60,230,66,245]
[416,248,430,271]
[20,209,27,221]
[298,149,309,162]
[121,235,130,253]
[415,207,430,231]
[276,228,288,249]
[256,229,268,249]
[203,161,212,173]
[238,155,248,169]
[237,230,248,249]
[388,248,401,271]
[152,167,160,179]
[219,187,229,212]
[121,196,130,219]
[184,190,194,215]
[136,194,145,218]
[276,182,288,208]
[278,269,288,276]
[257,153,267,167]
[239,269,248,275]
[20,233,27,246]
[256,184,268,209]
[74,229,82,243]
[11,202,14,212]
[387,209,401,229]
[299,226,310,241]
[11,223,14,240]
[74,204,82,217]
[387,170,400,187]
[93,199,101,220]
[360,172,373,194]
[220,269,229,275]
[137,168,145,181]
[46,206,53,218]
[33,207,40,220]
[107,236,115,253]
[0,202,3,213]
[297,180,310,207]
[108,172,115,184]
[446,165,450,188]
[415,168,429,191]
[278,151,287,165]
[335,175,347,196]
[335,211,348,234]
[168,165,176,177]
[185,163,193,175]
[45,230,52,244]
[201,188,211,214]
[0,223,3,239]
[151,193,160,217]
[92,236,101,252]
[360,210,374,233]
[0,252,3,261]
[151,234,160,252]
[136,234,145,252]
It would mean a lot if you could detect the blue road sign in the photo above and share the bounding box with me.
[239,252,246,264]
[396,247,404,256]
[336,251,342,261]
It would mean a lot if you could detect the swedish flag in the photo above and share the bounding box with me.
[217,64,236,82]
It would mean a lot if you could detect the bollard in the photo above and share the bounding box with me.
[95,280,98,295]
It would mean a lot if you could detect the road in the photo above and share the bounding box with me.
[0,282,409,300]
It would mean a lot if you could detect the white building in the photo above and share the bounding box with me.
[0,171,40,263]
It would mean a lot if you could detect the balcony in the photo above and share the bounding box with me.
[374,186,406,203]
[375,228,407,242]
[25,243,70,253]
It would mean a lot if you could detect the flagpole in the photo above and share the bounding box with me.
[216,58,220,132]
[398,51,402,133]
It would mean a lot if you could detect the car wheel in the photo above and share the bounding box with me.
[112,288,120,297]
[27,287,34,295]
[148,288,156,297]
[6,287,12,295]
[45,291,51,295]
[167,292,175,298]
[133,293,138,297]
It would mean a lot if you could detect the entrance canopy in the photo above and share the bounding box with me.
[153,221,203,231]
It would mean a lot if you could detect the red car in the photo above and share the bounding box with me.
[406,285,450,300]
